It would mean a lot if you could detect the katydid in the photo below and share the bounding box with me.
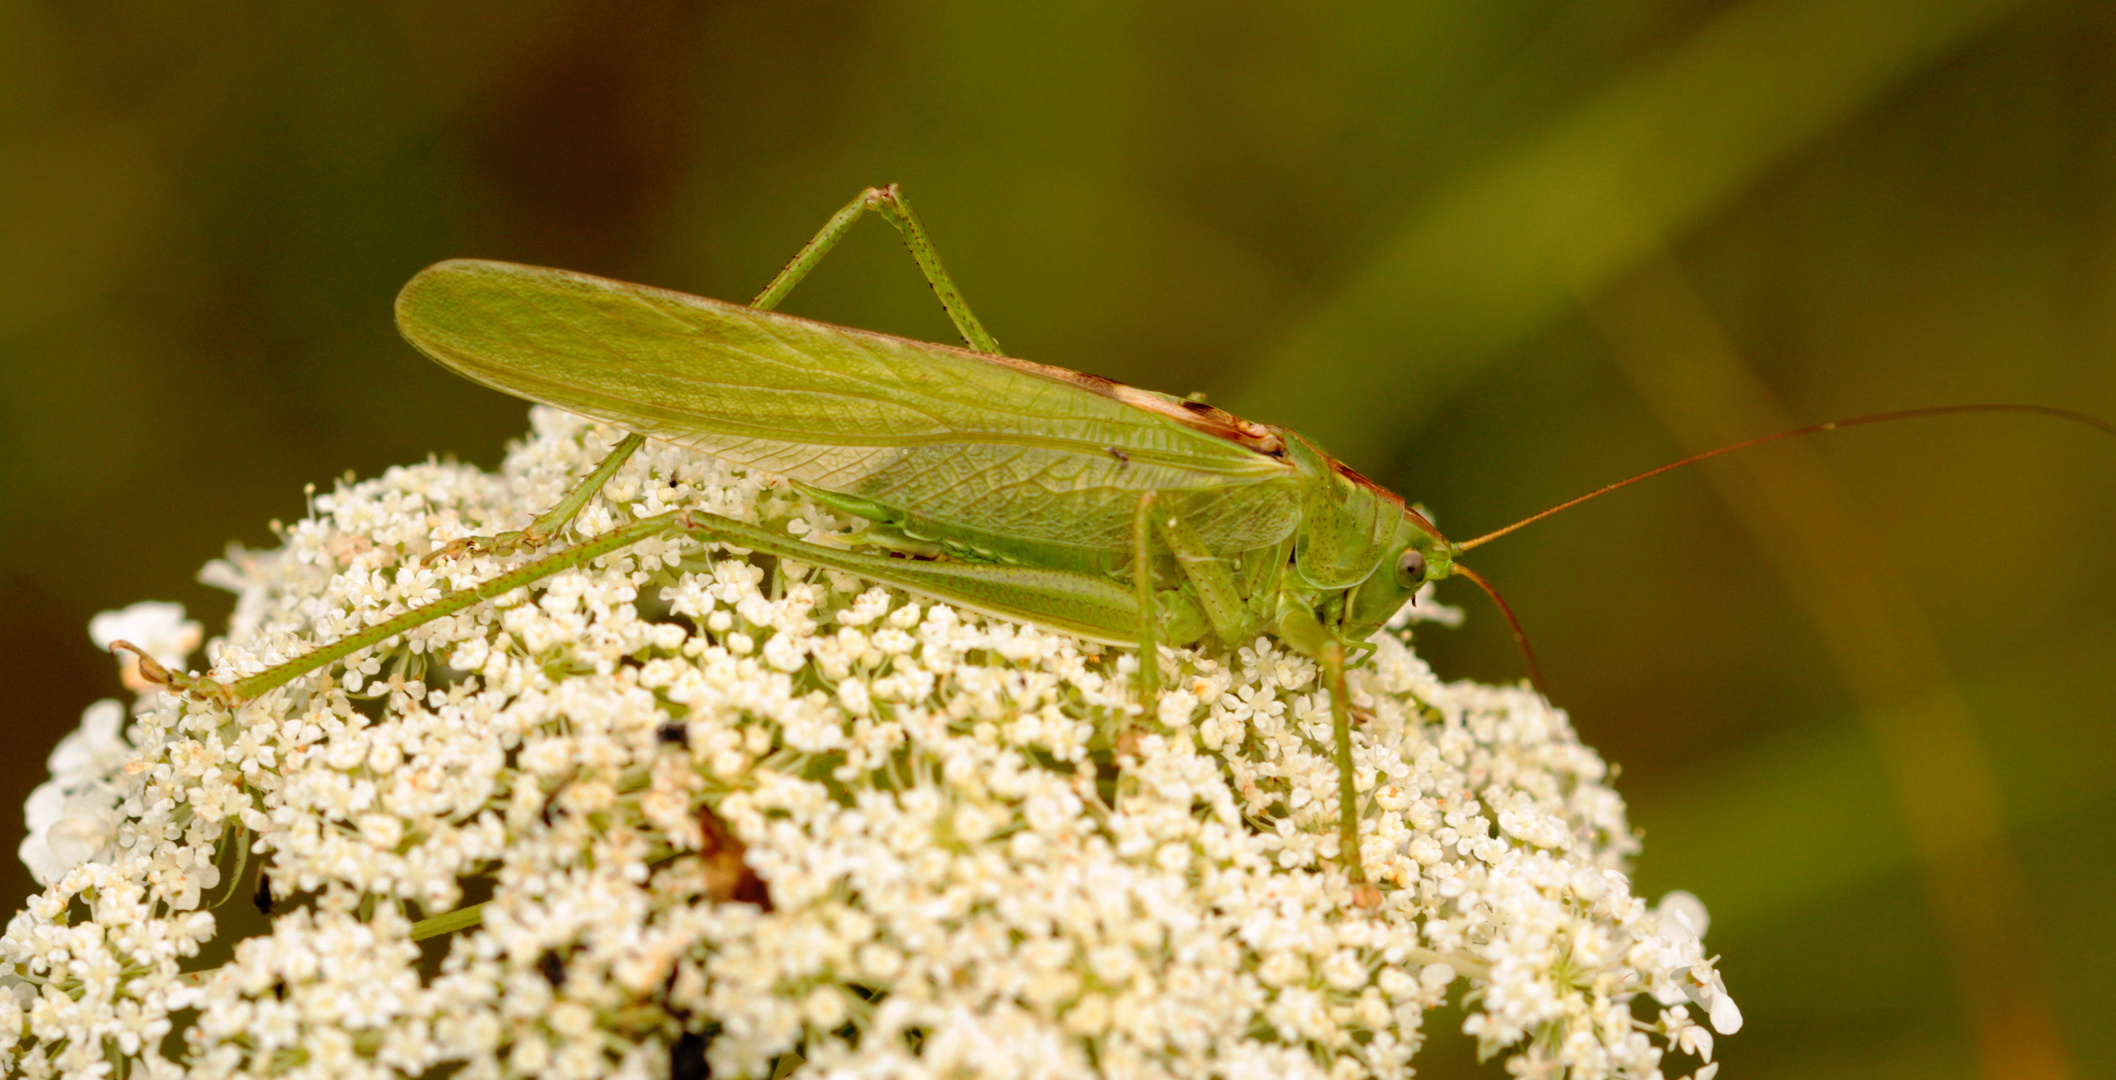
[122,184,2116,907]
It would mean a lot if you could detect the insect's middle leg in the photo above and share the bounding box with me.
[1133,492,1162,703]
[1131,499,1284,713]
[1151,509,1267,646]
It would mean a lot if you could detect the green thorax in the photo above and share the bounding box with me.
[1278,431,1456,643]
[1283,431,1407,591]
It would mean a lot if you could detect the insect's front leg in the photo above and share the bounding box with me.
[1156,512,1379,903]
[1272,598,1384,909]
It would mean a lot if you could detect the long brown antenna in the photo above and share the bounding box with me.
[1451,562,1545,690]
[1457,403,2116,552]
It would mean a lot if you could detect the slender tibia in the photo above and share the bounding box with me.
[863,187,1001,354]
[1133,492,1161,706]
[762,185,1001,355]
[507,431,649,551]
[450,185,993,561]
[1266,604,1378,902]
[435,431,649,560]
[136,511,684,705]
[1322,642,1381,908]
[751,192,873,313]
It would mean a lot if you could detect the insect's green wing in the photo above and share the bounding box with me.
[398,260,1302,558]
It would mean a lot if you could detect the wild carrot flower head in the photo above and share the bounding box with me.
[5,408,1734,1080]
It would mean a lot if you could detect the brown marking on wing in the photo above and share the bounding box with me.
[1110,385,1287,456]
[1291,432,1447,543]
[965,351,1287,456]
[1322,456,1400,506]
[1326,455,1447,541]
[1333,460,1445,543]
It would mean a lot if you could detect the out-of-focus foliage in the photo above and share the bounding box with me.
[2,2,2110,1077]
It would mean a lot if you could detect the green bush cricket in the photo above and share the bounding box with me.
[124,185,2116,907]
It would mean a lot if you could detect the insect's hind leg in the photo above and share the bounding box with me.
[763,185,1002,355]
[444,186,997,561]
[130,510,687,705]
[439,429,651,559]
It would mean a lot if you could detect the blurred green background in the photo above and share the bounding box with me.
[3,2,2113,1077]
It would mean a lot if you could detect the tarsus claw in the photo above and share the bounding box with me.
[436,528,546,561]
[110,640,241,705]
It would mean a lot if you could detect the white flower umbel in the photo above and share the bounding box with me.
[4,408,1736,1080]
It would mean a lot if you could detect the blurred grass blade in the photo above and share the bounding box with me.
[1640,621,2116,927]
[1594,250,2075,1080]
[1230,0,2035,465]
[1637,619,2116,1076]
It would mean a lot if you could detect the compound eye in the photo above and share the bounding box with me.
[1394,548,1429,590]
